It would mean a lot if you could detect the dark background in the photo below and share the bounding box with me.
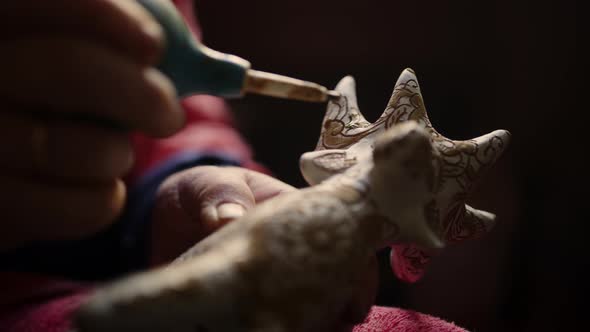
[194,1,579,331]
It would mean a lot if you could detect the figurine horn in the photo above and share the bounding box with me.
[443,204,497,244]
[379,68,433,130]
[334,75,360,110]
[321,75,369,128]
[464,205,496,234]
[316,76,372,150]
[299,149,352,185]
[471,129,511,168]
[456,129,511,187]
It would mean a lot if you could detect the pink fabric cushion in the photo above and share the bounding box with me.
[0,274,467,332]
[353,306,468,332]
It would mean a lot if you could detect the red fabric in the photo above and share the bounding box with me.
[0,273,91,332]
[0,276,467,332]
[126,94,267,183]
[353,306,467,332]
[390,244,430,283]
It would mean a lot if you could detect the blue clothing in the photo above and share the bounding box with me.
[0,153,239,281]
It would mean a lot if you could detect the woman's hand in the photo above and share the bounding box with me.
[0,0,184,250]
[150,166,296,264]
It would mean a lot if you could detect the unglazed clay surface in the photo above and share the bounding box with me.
[76,123,443,332]
[300,69,510,282]
[75,69,509,331]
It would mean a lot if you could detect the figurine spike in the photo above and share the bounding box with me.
[334,75,360,111]
[301,69,510,282]
[380,68,432,129]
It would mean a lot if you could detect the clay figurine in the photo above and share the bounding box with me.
[300,68,510,282]
[74,69,509,331]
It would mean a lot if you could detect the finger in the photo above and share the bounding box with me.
[0,177,126,250]
[150,166,295,264]
[0,112,133,180]
[1,0,164,65]
[0,38,184,137]
[175,166,256,231]
[242,168,297,202]
[195,167,296,230]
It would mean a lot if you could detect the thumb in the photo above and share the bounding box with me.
[178,167,256,233]
[178,167,296,233]
[151,166,258,265]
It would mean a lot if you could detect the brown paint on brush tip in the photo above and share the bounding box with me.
[285,82,328,102]
[244,69,334,103]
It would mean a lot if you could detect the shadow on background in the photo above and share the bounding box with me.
[195,0,578,331]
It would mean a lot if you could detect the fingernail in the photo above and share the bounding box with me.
[216,203,246,222]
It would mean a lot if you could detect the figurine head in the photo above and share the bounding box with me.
[370,121,443,249]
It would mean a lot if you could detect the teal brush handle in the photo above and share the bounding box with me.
[138,0,250,98]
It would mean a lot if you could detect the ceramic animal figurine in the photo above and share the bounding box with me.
[300,68,510,282]
[75,122,443,331]
[74,69,509,332]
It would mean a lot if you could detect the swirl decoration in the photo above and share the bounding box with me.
[300,68,510,282]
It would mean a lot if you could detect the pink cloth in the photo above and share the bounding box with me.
[127,94,267,183]
[390,244,431,283]
[0,273,90,332]
[0,273,466,332]
[353,306,467,332]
